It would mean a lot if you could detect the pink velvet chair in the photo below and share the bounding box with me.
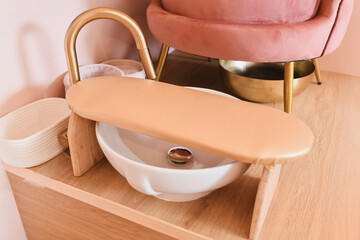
[147,0,353,113]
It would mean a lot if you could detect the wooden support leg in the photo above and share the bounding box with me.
[284,62,294,114]
[249,164,282,240]
[68,112,104,176]
[155,44,170,81]
[312,58,322,85]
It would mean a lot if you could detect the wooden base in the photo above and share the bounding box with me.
[5,152,280,240]
[250,165,281,240]
[7,171,174,240]
[5,156,264,240]
[68,112,103,176]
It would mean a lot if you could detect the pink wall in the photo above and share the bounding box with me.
[0,0,160,117]
[320,0,360,76]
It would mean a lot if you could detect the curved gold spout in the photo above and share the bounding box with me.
[65,8,156,85]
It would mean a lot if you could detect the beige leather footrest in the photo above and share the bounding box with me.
[66,76,313,166]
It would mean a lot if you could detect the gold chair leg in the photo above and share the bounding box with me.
[284,62,294,114]
[155,44,170,81]
[312,58,322,85]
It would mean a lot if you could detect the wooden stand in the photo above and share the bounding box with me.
[3,154,271,240]
[67,113,103,176]
[61,8,313,240]
[250,165,281,240]
[64,76,313,240]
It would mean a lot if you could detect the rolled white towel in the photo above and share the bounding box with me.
[63,64,124,91]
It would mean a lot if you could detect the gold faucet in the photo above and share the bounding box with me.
[64,7,156,86]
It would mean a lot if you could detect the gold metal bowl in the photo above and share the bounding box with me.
[219,60,315,103]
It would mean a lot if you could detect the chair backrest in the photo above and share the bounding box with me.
[160,0,353,57]
[162,0,321,24]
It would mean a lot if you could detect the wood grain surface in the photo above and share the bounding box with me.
[7,172,176,240]
[5,51,360,240]
[67,112,103,176]
[159,52,360,240]
[250,164,281,240]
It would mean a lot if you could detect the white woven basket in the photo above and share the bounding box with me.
[0,98,71,168]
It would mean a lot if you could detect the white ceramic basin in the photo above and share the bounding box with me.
[95,88,250,201]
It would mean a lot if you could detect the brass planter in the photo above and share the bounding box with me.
[219,60,315,103]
